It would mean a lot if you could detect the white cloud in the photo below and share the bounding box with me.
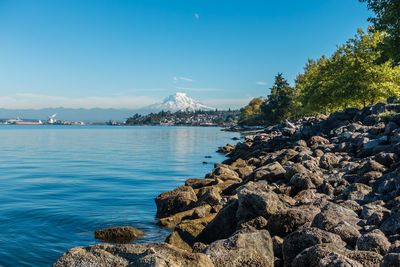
[256,81,266,85]
[0,93,157,109]
[175,87,219,92]
[173,76,194,83]
[179,77,194,82]
[194,13,199,19]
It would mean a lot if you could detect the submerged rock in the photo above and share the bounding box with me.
[94,226,145,243]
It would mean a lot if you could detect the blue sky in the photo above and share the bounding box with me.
[0,0,372,109]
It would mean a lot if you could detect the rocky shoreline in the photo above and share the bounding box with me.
[54,103,400,266]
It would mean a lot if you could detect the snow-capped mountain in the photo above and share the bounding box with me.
[143,92,215,112]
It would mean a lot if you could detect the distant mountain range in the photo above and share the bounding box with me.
[0,93,217,122]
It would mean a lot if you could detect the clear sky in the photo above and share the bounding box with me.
[0,0,372,109]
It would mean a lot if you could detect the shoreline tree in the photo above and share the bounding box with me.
[359,0,400,65]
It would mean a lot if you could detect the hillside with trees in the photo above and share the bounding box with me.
[126,110,239,126]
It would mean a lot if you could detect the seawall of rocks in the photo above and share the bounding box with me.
[54,103,400,266]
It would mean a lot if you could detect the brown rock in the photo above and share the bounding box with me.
[94,226,145,243]
[185,178,217,189]
[156,204,212,230]
[155,186,198,218]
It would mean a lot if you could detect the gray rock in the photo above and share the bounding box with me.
[197,187,222,206]
[282,227,346,265]
[212,165,242,182]
[309,136,330,147]
[361,203,391,226]
[320,153,341,169]
[375,152,398,167]
[238,216,268,230]
[380,253,400,267]
[196,198,238,244]
[339,183,372,202]
[204,229,274,267]
[312,203,360,232]
[292,243,349,267]
[53,242,214,267]
[272,235,284,258]
[267,205,320,237]
[318,253,363,267]
[380,212,400,236]
[253,162,286,182]
[236,181,284,222]
[346,250,383,266]
[357,232,391,255]
[330,221,361,247]
[284,163,309,181]
[358,160,388,175]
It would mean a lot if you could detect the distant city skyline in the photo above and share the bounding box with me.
[0,0,372,109]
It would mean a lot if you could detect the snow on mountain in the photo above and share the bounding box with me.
[143,92,215,112]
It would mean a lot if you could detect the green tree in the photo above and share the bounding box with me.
[359,0,400,65]
[239,97,264,125]
[261,73,298,124]
[297,29,400,115]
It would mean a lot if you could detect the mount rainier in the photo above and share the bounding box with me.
[142,92,215,112]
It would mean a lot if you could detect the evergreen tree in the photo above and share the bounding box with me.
[261,73,296,124]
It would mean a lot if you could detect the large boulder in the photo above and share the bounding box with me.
[211,165,241,182]
[94,226,145,243]
[282,227,346,265]
[267,205,320,237]
[339,183,372,202]
[155,186,198,218]
[173,214,216,247]
[381,212,400,236]
[156,205,212,230]
[292,243,350,267]
[318,253,363,267]
[204,229,274,267]
[311,202,360,231]
[292,243,382,267]
[196,198,239,244]
[53,243,214,267]
[320,153,341,169]
[236,181,284,223]
[253,162,286,182]
[309,136,330,147]
[380,253,400,267]
[356,232,391,255]
[311,203,361,247]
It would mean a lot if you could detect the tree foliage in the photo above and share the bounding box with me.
[359,0,400,65]
[240,29,400,125]
[261,73,299,124]
[297,29,400,115]
[239,97,264,125]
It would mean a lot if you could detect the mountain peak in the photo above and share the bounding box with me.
[144,92,214,112]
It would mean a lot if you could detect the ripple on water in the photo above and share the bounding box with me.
[0,126,240,266]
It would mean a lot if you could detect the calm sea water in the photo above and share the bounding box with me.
[0,125,239,266]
